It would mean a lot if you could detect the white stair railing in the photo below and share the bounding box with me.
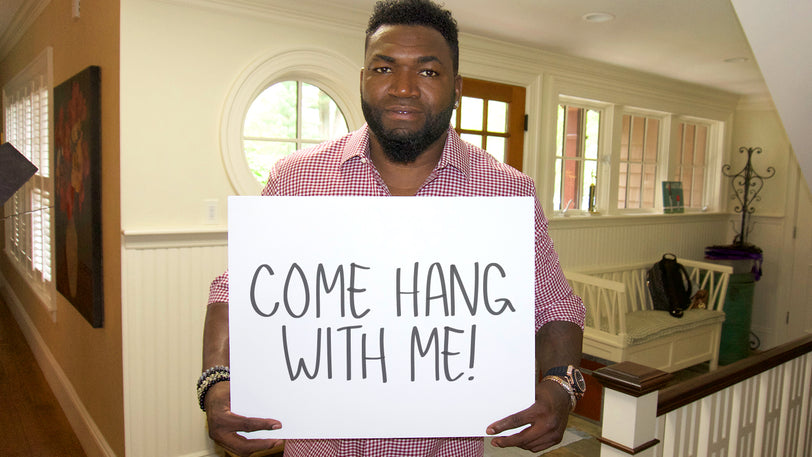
[594,335,812,457]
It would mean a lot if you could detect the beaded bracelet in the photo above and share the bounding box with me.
[197,365,228,390]
[197,366,230,411]
[541,375,576,411]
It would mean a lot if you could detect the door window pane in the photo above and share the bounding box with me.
[461,133,482,148]
[487,100,507,133]
[485,136,506,162]
[460,96,484,130]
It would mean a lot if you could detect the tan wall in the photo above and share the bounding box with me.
[0,0,123,455]
[729,109,792,217]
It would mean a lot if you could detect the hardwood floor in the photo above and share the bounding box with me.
[0,295,87,457]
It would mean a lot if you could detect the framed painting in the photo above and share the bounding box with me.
[54,65,103,327]
[662,181,685,214]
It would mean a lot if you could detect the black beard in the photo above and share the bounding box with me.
[362,98,455,164]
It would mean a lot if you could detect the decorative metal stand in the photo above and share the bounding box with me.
[721,146,775,247]
[705,146,773,281]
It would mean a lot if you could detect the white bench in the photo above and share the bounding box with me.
[565,259,733,373]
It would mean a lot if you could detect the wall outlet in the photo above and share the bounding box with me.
[204,199,218,225]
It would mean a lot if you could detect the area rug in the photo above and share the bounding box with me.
[484,428,590,456]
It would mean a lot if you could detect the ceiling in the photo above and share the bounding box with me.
[2,0,809,186]
[1,0,767,99]
[318,0,769,101]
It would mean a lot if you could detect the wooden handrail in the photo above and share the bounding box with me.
[592,361,672,397]
[657,334,812,416]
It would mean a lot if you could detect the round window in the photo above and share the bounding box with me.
[243,81,349,185]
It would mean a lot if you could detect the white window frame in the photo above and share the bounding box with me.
[554,95,612,216]
[670,116,725,212]
[615,107,670,214]
[2,47,56,316]
[221,48,364,195]
[550,94,726,218]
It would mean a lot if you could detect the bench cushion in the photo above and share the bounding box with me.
[624,309,726,345]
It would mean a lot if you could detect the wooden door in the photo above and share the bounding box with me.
[453,78,526,171]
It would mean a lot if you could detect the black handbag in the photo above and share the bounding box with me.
[646,254,692,318]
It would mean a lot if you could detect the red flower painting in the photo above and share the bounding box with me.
[54,66,103,328]
[55,81,91,220]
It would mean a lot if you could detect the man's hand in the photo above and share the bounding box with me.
[485,376,572,451]
[205,381,284,457]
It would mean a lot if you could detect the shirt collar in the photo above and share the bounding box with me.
[341,124,471,179]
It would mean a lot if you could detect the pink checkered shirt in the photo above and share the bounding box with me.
[208,125,585,457]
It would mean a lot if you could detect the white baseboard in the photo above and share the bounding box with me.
[0,275,116,457]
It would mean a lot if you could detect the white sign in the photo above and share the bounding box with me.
[228,196,535,439]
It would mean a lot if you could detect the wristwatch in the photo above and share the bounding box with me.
[544,365,586,401]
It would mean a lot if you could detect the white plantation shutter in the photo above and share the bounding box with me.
[3,48,55,308]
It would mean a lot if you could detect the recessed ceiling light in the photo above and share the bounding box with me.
[582,12,615,23]
[723,56,750,63]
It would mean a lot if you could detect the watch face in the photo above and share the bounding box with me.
[567,366,586,394]
[573,370,586,392]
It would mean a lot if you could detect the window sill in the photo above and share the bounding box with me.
[549,211,731,229]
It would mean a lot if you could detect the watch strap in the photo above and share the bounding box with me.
[544,365,586,399]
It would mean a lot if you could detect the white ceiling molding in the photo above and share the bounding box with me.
[162,0,367,34]
[0,0,50,61]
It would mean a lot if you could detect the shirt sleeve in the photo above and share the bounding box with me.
[208,270,229,305]
[533,196,586,332]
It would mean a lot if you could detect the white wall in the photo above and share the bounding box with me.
[120,0,364,231]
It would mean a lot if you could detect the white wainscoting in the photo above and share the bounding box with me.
[122,229,227,457]
[548,214,731,269]
[746,215,787,349]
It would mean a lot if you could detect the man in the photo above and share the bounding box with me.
[199,1,585,456]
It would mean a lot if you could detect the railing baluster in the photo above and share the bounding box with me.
[776,361,792,455]
[729,382,742,457]
[796,353,812,457]
[753,370,769,457]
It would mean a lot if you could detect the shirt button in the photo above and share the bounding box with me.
[360,157,367,164]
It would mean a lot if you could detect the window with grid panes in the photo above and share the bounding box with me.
[619,113,661,209]
[2,48,55,308]
[452,78,525,170]
[243,80,348,186]
[554,104,601,211]
[676,121,709,209]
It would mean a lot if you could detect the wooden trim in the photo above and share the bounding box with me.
[592,361,672,397]
[657,334,812,416]
[597,436,660,455]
